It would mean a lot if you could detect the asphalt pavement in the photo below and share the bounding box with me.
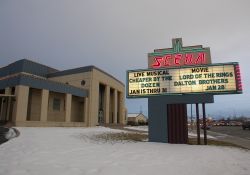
[210,126,250,140]
[208,126,250,149]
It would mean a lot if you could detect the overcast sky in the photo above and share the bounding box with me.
[0,0,250,118]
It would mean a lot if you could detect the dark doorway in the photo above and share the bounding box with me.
[98,84,105,124]
[110,88,114,123]
[0,97,14,125]
[167,104,188,144]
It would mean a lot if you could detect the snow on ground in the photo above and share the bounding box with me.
[188,131,216,139]
[125,126,216,139]
[0,127,250,175]
[124,125,148,132]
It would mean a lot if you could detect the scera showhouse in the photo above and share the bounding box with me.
[127,38,243,145]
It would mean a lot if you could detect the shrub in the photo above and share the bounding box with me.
[127,121,138,126]
[138,120,146,126]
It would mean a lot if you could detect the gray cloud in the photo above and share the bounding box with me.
[0,0,250,117]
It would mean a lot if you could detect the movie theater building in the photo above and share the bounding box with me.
[0,59,125,127]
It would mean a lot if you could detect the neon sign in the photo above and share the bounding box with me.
[148,38,211,68]
[127,62,242,98]
[152,52,206,68]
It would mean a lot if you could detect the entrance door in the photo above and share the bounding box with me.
[167,104,188,144]
[98,84,105,124]
[0,97,14,125]
[98,110,104,124]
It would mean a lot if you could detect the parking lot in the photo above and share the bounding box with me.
[210,126,250,140]
[205,126,250,149]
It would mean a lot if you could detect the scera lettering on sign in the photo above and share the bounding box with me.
[148,38,211,68]
[152,52,206,68]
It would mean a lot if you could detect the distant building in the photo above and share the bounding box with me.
[0,59,125,127]
[127,113,147,124]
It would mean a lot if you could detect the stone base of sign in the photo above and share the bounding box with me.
[148,94,214,143]
[167,104,188,143]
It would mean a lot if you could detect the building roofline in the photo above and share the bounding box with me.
[20,59,59,72]
[92,66,125,87]
[1,59,125,87]
[127,113,148,118]
[0,59,58,78]
[0,73,88,97]
[48,65,125,87]
[47,66,93,77]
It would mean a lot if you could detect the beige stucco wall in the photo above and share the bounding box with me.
[128,114,147,123]
[127,117,136,122]
[2,85,89,127]
[40,89,49,122]
[65,93,72,122]
[48,72,90,124]
[4,67,125,127]
[27,88,41,121]
[13,85,29,122]
[71,95,84,122]
[47,91,65,122]
[48,68,125,126]
[136,114,147,123]
[89,68,125,126]
[48,72,91,90]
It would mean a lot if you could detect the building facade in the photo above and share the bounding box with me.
[127,113,148,125]
[0,59,125,127]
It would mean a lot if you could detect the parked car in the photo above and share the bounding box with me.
[242,119,250,130]
[201,125,211,130]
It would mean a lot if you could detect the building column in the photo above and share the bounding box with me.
[5,87,11,95]
[113,89,117,124]
[88,79,99,126]
[104,85,110,124]
[13,85,29,122]
[65,94,72,122]
[118,92,125,124]
[0,98,4,120]
[5,88,11,121]
[40,89,49,122]
[84,97,88,123]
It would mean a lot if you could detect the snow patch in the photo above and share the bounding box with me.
[0,127,249,175]
[124,126,148,132]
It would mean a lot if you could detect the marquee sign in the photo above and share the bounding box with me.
[127,62,242,98]
[148,38,211,68]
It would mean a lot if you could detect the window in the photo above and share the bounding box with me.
[81,80,86,86]
[53,98,61,111]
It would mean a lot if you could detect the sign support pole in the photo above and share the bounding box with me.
[191,104,193,130]
[196,103,200,145]
[202,103,207,145]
